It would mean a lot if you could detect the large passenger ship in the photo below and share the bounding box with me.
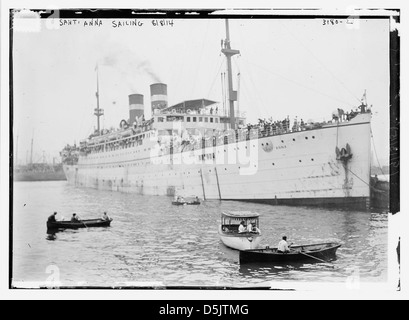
[61,20,372,210]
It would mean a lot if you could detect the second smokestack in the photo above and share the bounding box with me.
[150,83,167,114]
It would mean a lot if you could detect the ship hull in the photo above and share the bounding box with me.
[225,196,370,211]
[63,114,371,210]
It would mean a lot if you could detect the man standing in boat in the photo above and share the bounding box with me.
[48,212,57,222]
[277,236,291,254]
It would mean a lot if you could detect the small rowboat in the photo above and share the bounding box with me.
[47,218,113,230]
[239,242,341,264]
[172,201,201,206]
[172,196,200,206]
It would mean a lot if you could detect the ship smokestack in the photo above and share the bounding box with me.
[128,94,144,125]
[150,83,167,114]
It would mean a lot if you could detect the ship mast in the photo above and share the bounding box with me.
[221,19,240,130]
[94,64,104,135]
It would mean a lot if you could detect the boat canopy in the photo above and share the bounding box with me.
[220,211,260,228]
[221,211,260,219]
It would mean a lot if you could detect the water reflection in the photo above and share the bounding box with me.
[238,258,339,277]
[46,228,65,241]
[46,228,58,241]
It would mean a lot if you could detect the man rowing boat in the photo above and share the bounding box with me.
[71,213,81,222]
[277,235,290,254]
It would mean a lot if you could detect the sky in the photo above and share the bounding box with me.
[12,15,390,166]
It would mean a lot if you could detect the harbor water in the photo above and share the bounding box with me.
[12,181,390,288]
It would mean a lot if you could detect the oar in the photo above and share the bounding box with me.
[82,221,89,229]
[78,218,89,230]
[295,250,334,268]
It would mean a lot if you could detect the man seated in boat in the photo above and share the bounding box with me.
[246,222,253,232]
[277,236,291,254]
[251,225,261,234]
[48,212,57,222]
[238,221,246,233]
[71,213,80,222]
[102,212,110,221]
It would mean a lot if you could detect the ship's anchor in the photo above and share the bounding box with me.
[336,143,353,162]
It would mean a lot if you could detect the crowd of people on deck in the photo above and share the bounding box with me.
[246,116,304,136]
[82,101,371,156]
[243,103,370,138]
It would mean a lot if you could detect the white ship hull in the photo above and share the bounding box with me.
[63,113,371,210]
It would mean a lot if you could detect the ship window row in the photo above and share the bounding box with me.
[94,155,318,172]
[92,155,317,170]
[198,153,216,161]
[88,141,152,155]
[187,116,217,123]
[158,116,219,123]
[278,135,315,144]
[92,147,149,159]
[161,132,317,155]
[96,161,151,168]
[86,132,155,154]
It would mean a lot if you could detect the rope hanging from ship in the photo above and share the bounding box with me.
[346,166,388,194]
